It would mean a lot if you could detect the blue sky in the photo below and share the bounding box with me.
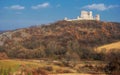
[0,0,120,30]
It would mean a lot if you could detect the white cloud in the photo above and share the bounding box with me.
[107,5,119,9]
[31,2,50,9]
[82,3,119,11]
[5,5,25,10]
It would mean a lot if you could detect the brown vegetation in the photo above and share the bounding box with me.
[0,20,120,60]
[104,51,120,75]
[0,52,8,59]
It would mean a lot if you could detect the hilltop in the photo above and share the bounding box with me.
[0,30,5,34]
[0,20,120,59]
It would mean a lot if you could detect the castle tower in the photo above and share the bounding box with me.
[81,11,88,19]
[64,17,68,20]
[89,11,93,19]
[77,16,80,19]
[95,14,100,21]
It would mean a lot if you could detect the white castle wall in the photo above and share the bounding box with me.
[64,11,100,21]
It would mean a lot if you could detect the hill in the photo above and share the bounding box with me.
[0,30,5,34]
[0,20,120,59]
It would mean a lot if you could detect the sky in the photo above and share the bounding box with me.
[0,0,120,30]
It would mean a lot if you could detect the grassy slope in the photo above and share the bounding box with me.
[0,59,76,73]
[96,41,120,53]
[0,59,105,74]
[0,59,42,72]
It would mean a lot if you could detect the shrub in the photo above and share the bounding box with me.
[0,52,8,59]
[78,48,94,60]
[32,67,48,75]
[104,51,120,75]
[93,52,105,60]
[43,66,53,71]
[56,69,73,73]
[0,46,5,52]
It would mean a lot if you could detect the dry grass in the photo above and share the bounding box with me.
[95,41,120,53]
[0,59,76,74]
[0,59,106,75]
[50,73,106,75]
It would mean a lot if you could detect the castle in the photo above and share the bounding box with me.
[64,11,100,21]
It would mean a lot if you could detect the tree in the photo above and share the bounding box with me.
[0,46,5,52]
